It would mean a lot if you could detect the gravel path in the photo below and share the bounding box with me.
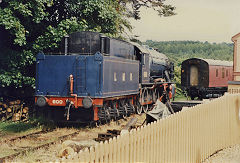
[203,144,240,163]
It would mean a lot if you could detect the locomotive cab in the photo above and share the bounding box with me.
[132,43,174,84]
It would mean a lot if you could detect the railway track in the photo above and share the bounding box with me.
[171,100,203,112]
[0,129,80,162]
[1,129,53,144]
[0,101,202,162]
[0,115,145,162]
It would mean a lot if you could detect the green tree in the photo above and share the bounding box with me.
[0,0,175,90]
[119,0,175,19]
[145,40,233,96]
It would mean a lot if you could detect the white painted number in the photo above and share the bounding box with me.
[122,73,126,81]
[144,71,148,78]
[52,100,63,105]
[114,72,117,81]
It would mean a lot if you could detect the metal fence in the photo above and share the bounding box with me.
[67,94,240,162]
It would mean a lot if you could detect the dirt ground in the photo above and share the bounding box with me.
[203,144,240,163]
[8,114,146,162]
[4,112,240,162]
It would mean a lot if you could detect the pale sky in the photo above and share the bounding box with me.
[129,0,240,43]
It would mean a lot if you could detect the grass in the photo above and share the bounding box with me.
[0,121,39,133]
[0,117,55,138]
[0,121,42,140]
[173,94,189,101]
[0,117,57,159]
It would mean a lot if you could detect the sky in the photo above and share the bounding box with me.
[129,0,240,43]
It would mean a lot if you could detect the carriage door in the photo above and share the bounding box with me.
[190,65,198,86]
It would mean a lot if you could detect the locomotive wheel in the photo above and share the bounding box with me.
[126,105,132,116]
[118,99,127,118]
[115,101,120,120]
[105,108,111,123]
[153,89,158,103]
[147,89,153,102]
[131,104,136,114]
[110,101,120,120]
[114,108,120,120]
[98,107,105,121]
[125,100,132,116]
[136,105,143,115]
[109,106,115,120]
[127,98,135,114]
[143,105,148,113]
[122,106,128,119]
[136,98,142,115]
[119,107,127,118]
[141,88,148,103]
[103,104,111,123]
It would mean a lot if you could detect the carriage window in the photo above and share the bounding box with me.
[226,70,228,77]
[216,69,218,77]
[222,68,225,78]
[130,73,133,81]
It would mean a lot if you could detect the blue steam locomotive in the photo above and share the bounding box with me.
[35,31,174,123]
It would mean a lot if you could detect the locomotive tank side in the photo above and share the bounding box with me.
[36,31,140,122]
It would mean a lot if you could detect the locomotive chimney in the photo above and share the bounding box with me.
[64,35,69,55]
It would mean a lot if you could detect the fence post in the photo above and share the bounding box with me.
[108,138,113,163]
[104,141,109,163]
[112,137,117,162]
[99,141,104,163]
[129,130,133,163]
[152,121,157,163]
[132,129,137,162]
[116,135,121,162]
[72,94,240,163]
[89,146,95,163]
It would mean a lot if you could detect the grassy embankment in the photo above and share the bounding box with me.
[0,118,54,138]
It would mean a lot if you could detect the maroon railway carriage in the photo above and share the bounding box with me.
[181,58,233,99]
